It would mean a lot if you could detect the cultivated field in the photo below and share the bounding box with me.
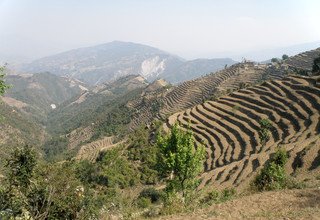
[166,74,320,189]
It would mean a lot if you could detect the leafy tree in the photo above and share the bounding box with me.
[156,123,205,198]
[282,54,289,60]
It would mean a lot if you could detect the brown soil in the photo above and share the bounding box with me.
[160,188,320,220]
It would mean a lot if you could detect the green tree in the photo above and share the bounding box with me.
[156,123,205,198]
[282,54,289,60]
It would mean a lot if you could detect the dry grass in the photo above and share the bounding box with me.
[158,188,320,220]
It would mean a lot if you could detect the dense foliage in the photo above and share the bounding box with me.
[77,147,139,188]
[127,125,160,184]
[156,123,206,198]
[0,146,100,219]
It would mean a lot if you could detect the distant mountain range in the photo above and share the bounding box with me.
[17,41,236,85]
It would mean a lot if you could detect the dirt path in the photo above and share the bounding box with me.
[159,188,320,220]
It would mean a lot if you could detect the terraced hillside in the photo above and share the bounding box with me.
[284,47,320,71]
[166,74,320,189]
[129,62,286,130]
[76,136,114,161]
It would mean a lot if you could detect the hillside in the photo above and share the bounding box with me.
[165,74,320,189]
[284,47,320,71]
[1,46,319,219]
[128,62,285,131]
[3,72,86,123]
[160,188,320,219]
[46,75,148,139]
[18,41,236,85]
[127,47,320,132]
[34,48,320,163]
[0,101,46,170]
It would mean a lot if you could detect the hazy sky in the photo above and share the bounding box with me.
[1,0,320,62]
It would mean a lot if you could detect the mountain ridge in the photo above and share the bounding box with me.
[17,41,236,85]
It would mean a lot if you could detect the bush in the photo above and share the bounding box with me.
[253,148,288,191]
[259,119,272,146]
[271,147,288,167]
[254,162,287,190]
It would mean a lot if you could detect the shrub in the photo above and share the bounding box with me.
[253,148,288,191]
[271,147,287,167]
[259,119,272,146]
